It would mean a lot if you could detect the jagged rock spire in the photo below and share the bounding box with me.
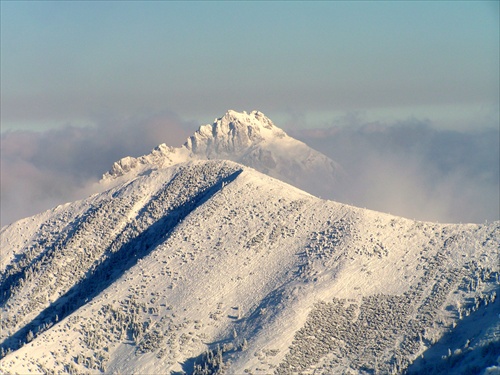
[185,110,285,157]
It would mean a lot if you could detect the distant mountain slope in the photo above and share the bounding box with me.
[1,160,498,374]
[102,110,343,200]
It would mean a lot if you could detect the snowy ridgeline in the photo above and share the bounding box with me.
[101,110,343,202]
[0,159,499,374]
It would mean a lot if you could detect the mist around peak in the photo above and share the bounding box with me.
[101,110,344,205]
[1,110,498,226]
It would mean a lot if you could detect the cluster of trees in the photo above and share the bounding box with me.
[193,339,249,375]
[277,254,499,374]
[2,162,243,360]
[74,350,109,372]
[306,218,352,259]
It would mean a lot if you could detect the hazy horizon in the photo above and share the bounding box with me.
[1,110,498,226]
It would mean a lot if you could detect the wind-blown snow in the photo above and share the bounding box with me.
[1,160,498,374]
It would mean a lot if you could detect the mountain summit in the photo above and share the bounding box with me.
[2,160,498,374]
[103,110,343,200]
[4,111,497,374]
[185,110,286,157]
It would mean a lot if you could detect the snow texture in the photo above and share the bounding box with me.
[1,159,499,375]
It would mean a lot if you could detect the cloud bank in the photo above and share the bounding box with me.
[292,119,499,223]
[1,112,192,226]
[1,113,498,226]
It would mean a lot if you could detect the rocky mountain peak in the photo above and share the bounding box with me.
[185,110,286,157]
[101,110,343,202]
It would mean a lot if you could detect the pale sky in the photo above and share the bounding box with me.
[1,1,499,226]
[1,1,499,131]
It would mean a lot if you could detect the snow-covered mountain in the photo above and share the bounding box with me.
[1,160,498,374]
[102,110,343,201]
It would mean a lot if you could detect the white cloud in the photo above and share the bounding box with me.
[1,111,497,226]
[1,112,192,226]
[292,119,499,223]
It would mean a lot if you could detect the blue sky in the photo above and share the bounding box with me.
[1,1,498,131]
[1,1,499,225]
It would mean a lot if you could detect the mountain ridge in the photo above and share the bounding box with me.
[185,110,286,156]
[102,110,344,201]
[1,159,498,374]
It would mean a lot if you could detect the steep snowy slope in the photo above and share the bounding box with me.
[1,160,498,374]
[102,110,343,201]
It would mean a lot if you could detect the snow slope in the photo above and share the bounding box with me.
[1,160,498,374]
[102,110,343,201]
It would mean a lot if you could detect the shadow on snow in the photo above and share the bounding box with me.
[1,169,242,354]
